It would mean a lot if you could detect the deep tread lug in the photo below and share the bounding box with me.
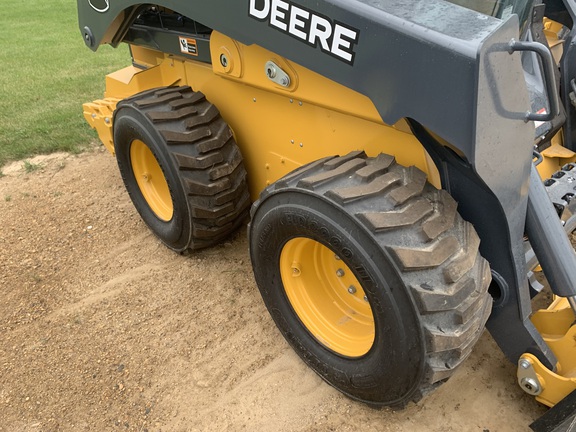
[146,105,198,122]
[275,156,337,189]
[183,177,230,196]
[390,236,460,270]
[162,128,212,145]
[215,175,248,205]
[174,152,224,170]
[443,224,481,283]
[422,190,458,241]
[184,104,219,129]
[359,198,433,232]
[198,127,233,154]
[389,167,427,205]
[323,150,366,169]
[355,153,395,181]
[298,158,366,188]
[209,146,243,180]
[169,91,205,107]
[134,92,182,108]
[191,202,234,219]
[326,171,402,204]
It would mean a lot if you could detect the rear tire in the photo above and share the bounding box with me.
[113,86,250,251]
[249,151,492,406]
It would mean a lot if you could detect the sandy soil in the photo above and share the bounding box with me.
[0,146,549,431]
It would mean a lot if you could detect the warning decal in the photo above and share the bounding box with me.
[534,108,547,129]
[179,37,198,56]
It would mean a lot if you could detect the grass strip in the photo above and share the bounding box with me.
[0,0,129,167]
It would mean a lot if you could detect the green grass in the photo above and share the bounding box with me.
[0,0,129,167]
[22,160,41,173]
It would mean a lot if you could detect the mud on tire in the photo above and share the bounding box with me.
[114,86,250,251]
[248,151,492,406]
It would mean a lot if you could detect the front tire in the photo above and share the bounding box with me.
[249,151,492,406]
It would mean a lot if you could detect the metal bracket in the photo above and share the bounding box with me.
[518,357,543,396]
[265,61,291,88]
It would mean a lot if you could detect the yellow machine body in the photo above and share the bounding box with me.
[85,31,441,199]
[520,297,576,407]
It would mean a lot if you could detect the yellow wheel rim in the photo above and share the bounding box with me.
[280,237,375,357]
[130,140,174,221]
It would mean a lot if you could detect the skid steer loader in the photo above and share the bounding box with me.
[79,0,576,429]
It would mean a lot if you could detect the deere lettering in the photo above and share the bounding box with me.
[249,0,359,64]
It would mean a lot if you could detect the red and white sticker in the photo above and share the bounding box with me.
[179,37,198,56]
[534,108,547,129]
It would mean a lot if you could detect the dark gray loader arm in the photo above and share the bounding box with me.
[79,0,556,363]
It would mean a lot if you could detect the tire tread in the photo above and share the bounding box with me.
[263,151,492,403]
[116,86,250,250]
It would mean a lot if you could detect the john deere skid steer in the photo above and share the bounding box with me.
[79,0,576,428]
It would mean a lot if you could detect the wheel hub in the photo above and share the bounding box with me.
[280,237,375,357]
[130,139,173,221]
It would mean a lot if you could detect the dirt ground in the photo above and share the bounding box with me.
[0,145,551,431]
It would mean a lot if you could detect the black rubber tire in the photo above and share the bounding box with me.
[249,151,492,406]
[113,86,250,251]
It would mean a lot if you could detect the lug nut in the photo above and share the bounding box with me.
[291,262,301,277]
[336,269,345,277]
[348,286,357,294]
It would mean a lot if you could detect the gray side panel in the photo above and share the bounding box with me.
[475,17,534,320]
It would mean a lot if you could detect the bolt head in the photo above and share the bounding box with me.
[336,269,345,277]
[519,359,531,370]
[520,377,541,395]
[347,286,357,294]
[266,66,276,78]
[220,54,228,68]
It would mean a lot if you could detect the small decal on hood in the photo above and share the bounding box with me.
[179,37,199,56]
